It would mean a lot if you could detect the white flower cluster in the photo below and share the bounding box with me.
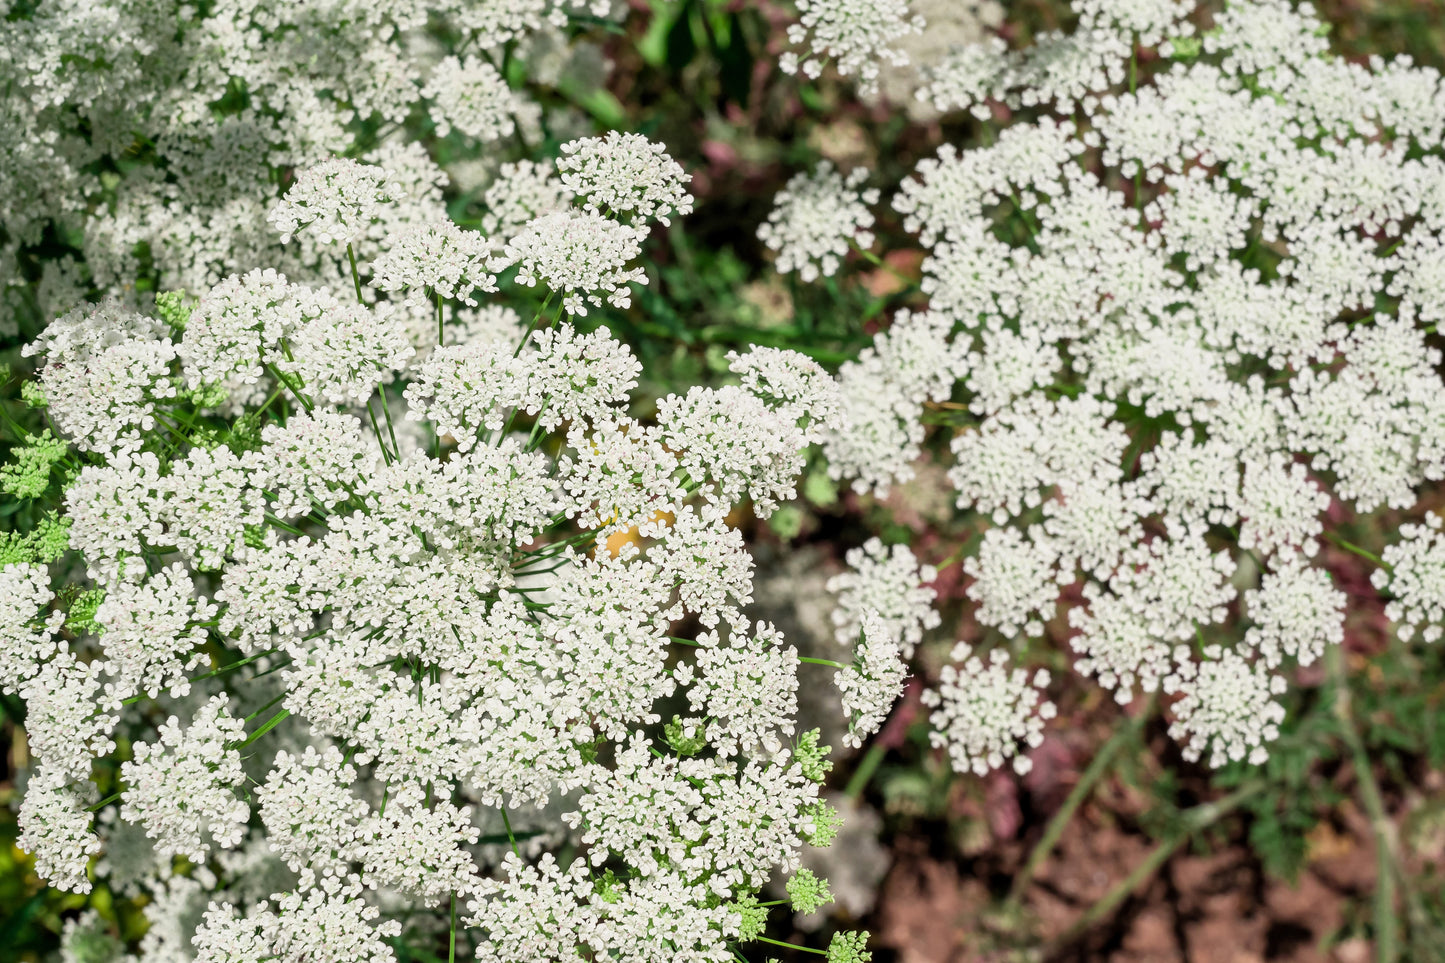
[814,535,942,751]
[758,163,880,283]
[727,347,846,445]
[558,131,695,227]
[179,265,414,409]
[1375,513,1445,643]
[119,695,250,862]
[834,611,909,748]
[0,0,622,308]
[922,643,1056,776]
[1243,560,1346,667]
[3,160,862,962]
[1164,646,1287,768]
[491,212,648,316]
[780,0,924,94]
[657,384,816,517]
[423,56,529,143]
[824,309,963,496]
[827,537,940,659]
[20,305,179,455]
[823,0,1445,768]
[268,161,407,247]
[920,0,1193,116]
[370,221,498,306]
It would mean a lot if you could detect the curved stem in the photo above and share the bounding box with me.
[500,807,521,858]
[1006,698,1152,905]
[844,741,887,801]
[367,400,395,465]
[1044,781,1264,954]
[1328,643,1405,961]
[263,362,313,413]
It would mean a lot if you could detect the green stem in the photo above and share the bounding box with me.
[256,382,288,418]
[263,362,313,413]
[87,790,123,813]
[235,703,291,750]
[347,243,364,302]
[263,513,307,536]
[844,741,887,800]
[513,294,554,359]
[449,895,457,963]
[500,807,521,858]
[436,289,446,349]
[243,691,287,723]
[523,398,551,453]
[1045,781,1264,953]
[367,400,394,465]
[798,656,847,670]
[1324,532,1388,569]
[1327,643,1402,962]
[755,935,827,956]
[1007,698,1152,904]
[377,381,402,458]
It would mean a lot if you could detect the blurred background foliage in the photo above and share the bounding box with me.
[6,0,1445,960]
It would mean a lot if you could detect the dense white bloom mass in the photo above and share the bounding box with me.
[727,347,845,445]
[119,695,249,862]
[0,0,575,305]
[1243,561,1345,667]
[822,0,1445,767]
[95,563,216,699]
[21,305,178,455]
[4,159,859,960]
[370,222,498,305]
[176,267,414,409]
[965,526,1063,639]
[12,0,1445,957]
[657,385,809,517]
[1164,646,1287,768]
[0,563,65,688]
[17,771,102,895]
